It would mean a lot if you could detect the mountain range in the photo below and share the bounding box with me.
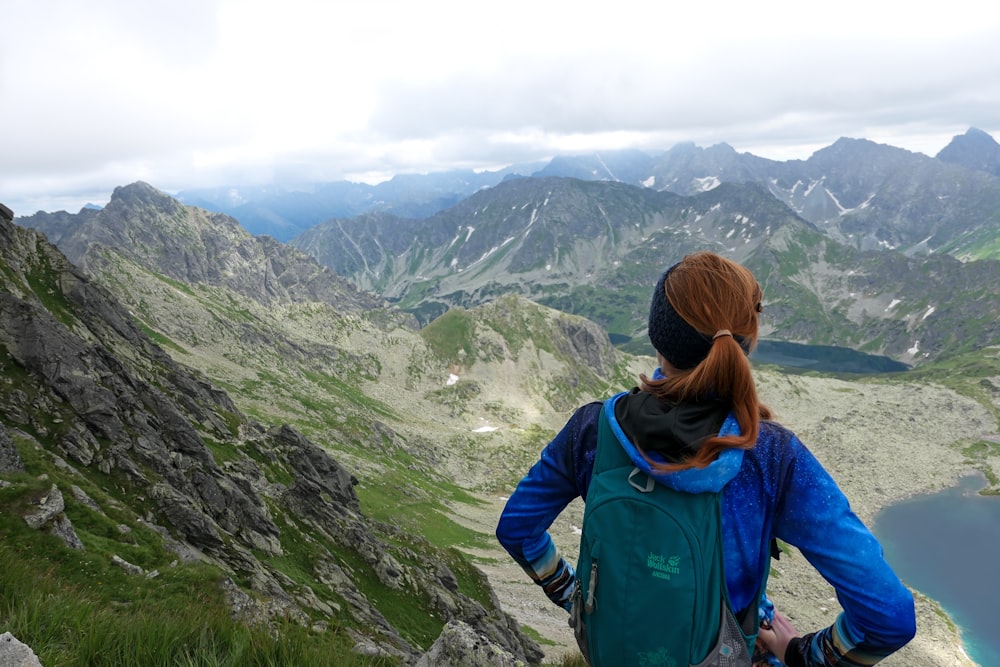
[22,158,1000,369]
[176,128,1000,263]
[289,175,1000,365]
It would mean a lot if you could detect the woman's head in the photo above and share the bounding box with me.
[641,251,770,470]
[648,251,762,369]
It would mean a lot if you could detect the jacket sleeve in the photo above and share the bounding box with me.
[495,403,599,610]
[773,435,916,667]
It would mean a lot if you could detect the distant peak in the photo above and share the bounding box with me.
[667,141,699,154]
[935,127,1000,175]
[108,182,182,213]
[111,181,164,199]
[964,127,993,139]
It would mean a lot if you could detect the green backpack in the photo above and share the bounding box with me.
[569,401,766,667]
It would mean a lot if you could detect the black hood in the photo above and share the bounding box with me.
[613,387,730,462]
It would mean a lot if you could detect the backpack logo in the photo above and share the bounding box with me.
[637,648,677,667]
[647,552,681,580]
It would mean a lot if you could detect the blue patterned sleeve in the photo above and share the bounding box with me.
[495,403,601,610]
[774,435,916,666]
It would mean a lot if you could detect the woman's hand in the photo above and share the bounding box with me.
[757,609,799,663]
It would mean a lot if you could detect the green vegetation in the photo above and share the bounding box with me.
[420,308,477,362]
[0,482,393,667]
[23,251,77,328]
[136,318,189,354]
[959,439,1000,490]
[539,284,647,340]
[907,348,1000,418]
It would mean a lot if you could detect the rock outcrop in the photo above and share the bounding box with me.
[22,483,84,550]
[416,621,526,667]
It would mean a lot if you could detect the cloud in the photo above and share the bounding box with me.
[3,0,1000,214]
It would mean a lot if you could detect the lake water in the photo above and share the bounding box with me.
[872,474,1000,666]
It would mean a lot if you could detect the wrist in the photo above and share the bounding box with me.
[782,634,811,667]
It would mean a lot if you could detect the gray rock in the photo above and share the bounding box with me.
[416,621,525,667]
[23,484,65,529]
[70,485,104,514]
[0,207,543,666]
[50,514,85,550]
[0,632,43,667]
[111,554,145,576]
[0,425,25,473]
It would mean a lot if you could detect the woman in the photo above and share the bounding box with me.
[495,251,915,666]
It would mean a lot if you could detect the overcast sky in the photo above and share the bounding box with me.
[3,0,1000,216]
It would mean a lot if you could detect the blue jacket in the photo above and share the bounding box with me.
[496,389,916,667]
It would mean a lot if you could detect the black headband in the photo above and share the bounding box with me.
[647,264,751,369]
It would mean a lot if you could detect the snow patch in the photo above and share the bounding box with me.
[446,373,459,386]
[642,175,656,188]
[803,178,822,198]
[473,425,499,433]
[908,341,920,356]
[692,176,720,192]
[885,299,901,312]
[826,188,847,214]
[922,306,936,320]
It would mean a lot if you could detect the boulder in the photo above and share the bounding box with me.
[22,484,85,550]
[416,621,525,667]
[0,632,43,667]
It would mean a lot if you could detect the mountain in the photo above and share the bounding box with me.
[531,148,661,184]
[770,138,1000,259]
[0,200,544,664]
[21,181,388,312]
[169,132,1000,263]
[290,175,1000,365]
[936,127,1000,178]
[176,163,546,241]
[542,137,1000,261]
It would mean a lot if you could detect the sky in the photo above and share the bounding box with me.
[2,0,1000,216]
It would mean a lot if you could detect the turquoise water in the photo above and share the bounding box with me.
[872,474,1000,666]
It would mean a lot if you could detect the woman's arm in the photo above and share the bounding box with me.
[495,403,599,610]
[772,435,916,666]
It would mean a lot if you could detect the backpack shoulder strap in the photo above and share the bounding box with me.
[591,394,633,477]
